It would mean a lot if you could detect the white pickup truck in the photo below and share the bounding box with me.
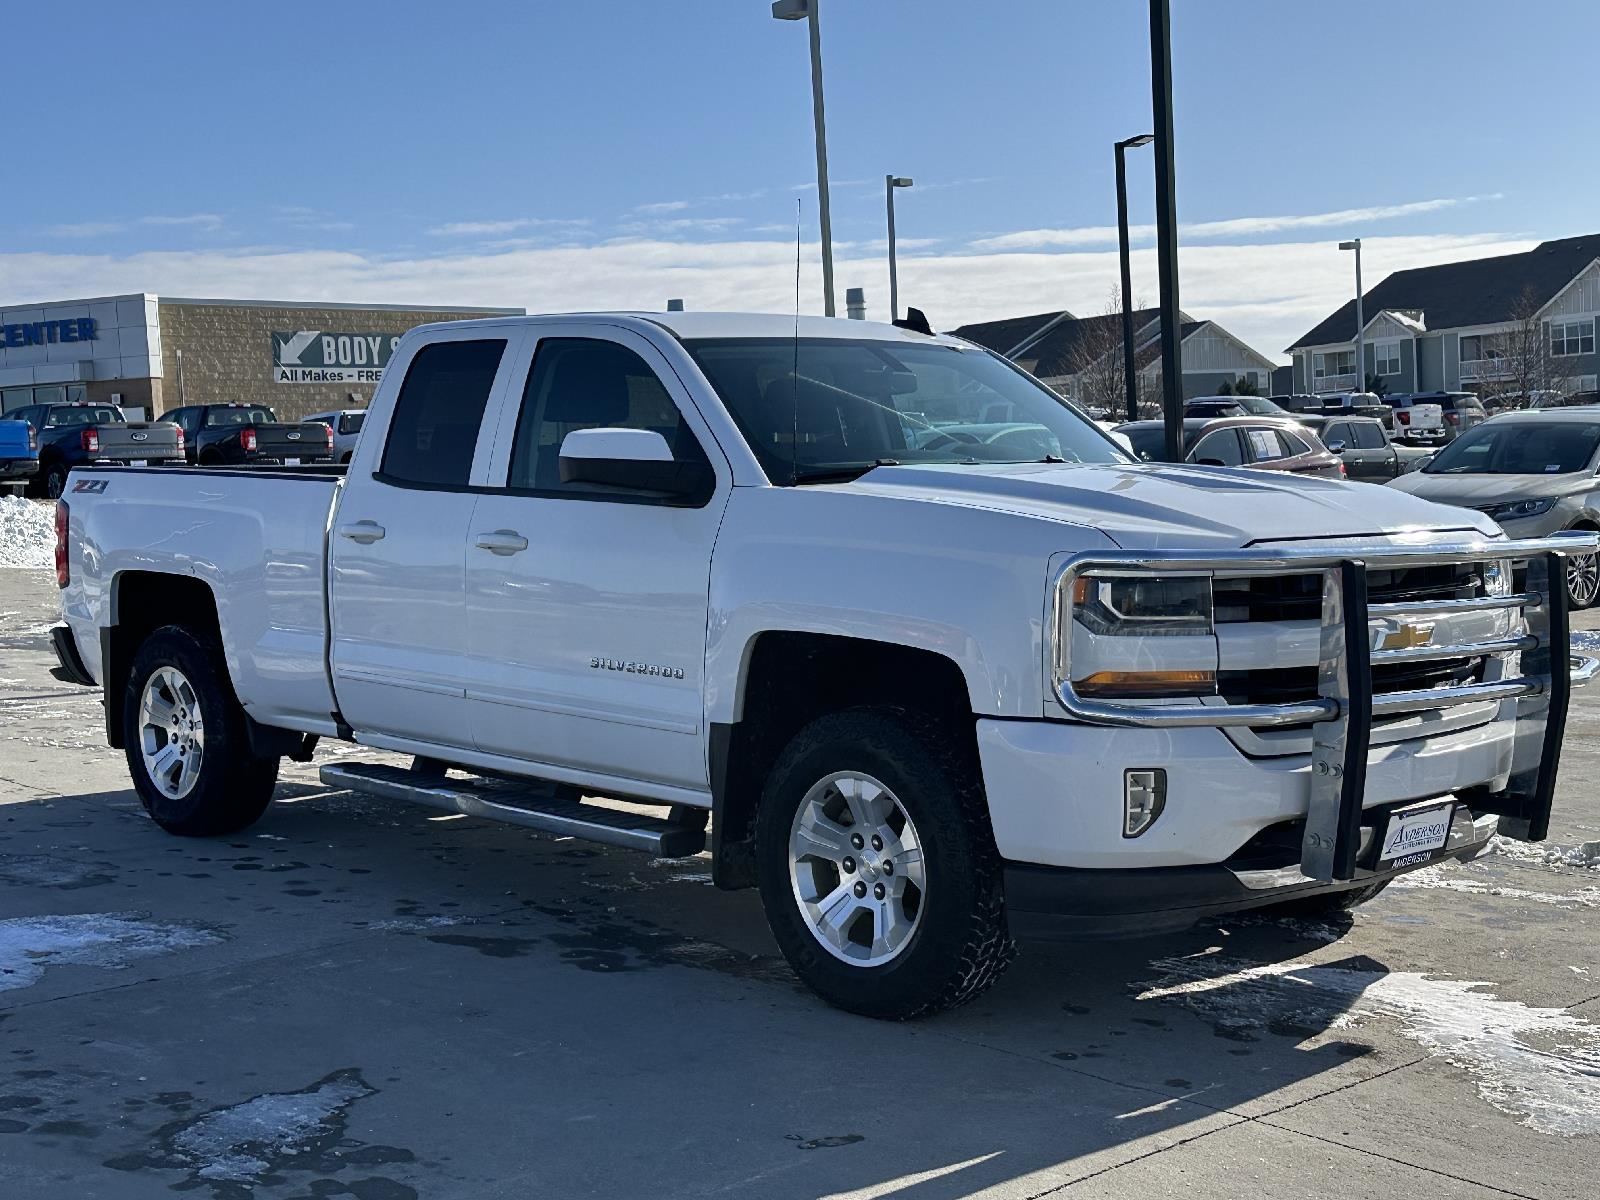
[50,312,1598,1018]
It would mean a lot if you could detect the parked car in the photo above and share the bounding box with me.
[166,404,335,466]
[50,311,1596,1019]
[1115,416,1345,479]
[8,402,185,498]
[1386,391,1486,444]
[1388,410,1600,606]
[1183,395,1290,420]
[1529,391,1600,410]
[0,418,38,494]
[1268,392,1393,429]
[305,408,368,463]
[1316,415,1432,481]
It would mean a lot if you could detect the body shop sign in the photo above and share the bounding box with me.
[272,331,400,383]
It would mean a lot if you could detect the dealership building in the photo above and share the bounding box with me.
[0,294,524,421]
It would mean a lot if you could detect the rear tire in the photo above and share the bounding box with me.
[123,625,278,836]
[44,463,68,500]
[754,708,1014,1019]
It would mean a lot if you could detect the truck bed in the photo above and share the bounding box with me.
[60,464,347,736]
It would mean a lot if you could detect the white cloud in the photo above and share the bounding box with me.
[45,213,225,238]
[427,217,588,236]
[971,196,1498,251]
[139,213,224,231]
[0,229,1535,364]
[633,200,691,214]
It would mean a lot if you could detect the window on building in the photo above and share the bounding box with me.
[1375,343,1401,375]
[1551,318,1596,357]
[1313,350,1355,380]
[379,339,507,487]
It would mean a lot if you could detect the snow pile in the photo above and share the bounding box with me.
[0,495,54,570]
[1489,834,1600,870]
[0,912,223,993]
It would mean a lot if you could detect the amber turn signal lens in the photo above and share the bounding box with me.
[1075,669,1216,698]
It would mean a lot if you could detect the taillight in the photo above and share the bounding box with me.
[27,426,37,451]
[325,424,335,453]
[1396,410,1411,424]
[1446,411,1460,424]
[1338,461,1347,477]
[175,427,185,453]
[241,427,258,453]
[55,501,70,588]
[81,427,100,454]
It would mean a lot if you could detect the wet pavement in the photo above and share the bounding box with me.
[1,567,1598,1198]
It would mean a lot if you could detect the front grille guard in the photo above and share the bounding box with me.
[1052,533,1600,882]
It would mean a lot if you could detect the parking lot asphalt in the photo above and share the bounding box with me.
[1,564,1598,1199]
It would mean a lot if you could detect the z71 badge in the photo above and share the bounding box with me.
[591,657,685,679]
[72,479,109,494]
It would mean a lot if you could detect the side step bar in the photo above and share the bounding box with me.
[319,761,707,857]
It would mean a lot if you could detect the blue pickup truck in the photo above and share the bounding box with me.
[0,418,38,495]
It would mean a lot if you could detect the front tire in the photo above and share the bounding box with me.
[1566,546,1599,610]
[123,625,278,836]
[755,708,1013,1019]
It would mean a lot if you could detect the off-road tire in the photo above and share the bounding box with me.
[124,624,279,836]
[1264,879,1389,918]
[755,707,1014,1019]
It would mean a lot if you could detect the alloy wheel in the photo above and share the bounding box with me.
[138,666,205,800]
[1568,552,1600,607]
[788,771,926,967]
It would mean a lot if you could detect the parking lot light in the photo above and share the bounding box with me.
[1340,238,1364,393]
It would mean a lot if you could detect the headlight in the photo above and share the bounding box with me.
[1055,571,1217,701]
[1481,497,1556,521]
[1069,574,1213,636]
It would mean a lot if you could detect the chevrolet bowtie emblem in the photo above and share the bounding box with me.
[1373,619,1436,651]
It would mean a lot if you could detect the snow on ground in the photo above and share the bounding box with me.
[0,913,223,992]
[0,495,54,570]
[1136,950,1600,1136]
[168,1071,375,1183]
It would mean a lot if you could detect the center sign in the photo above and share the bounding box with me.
[272,331,402,384]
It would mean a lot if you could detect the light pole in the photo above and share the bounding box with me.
[773,0,836,316]
[1115,134,1154,422]
[886,175,913,321]
[1149,0,1184,466]
[1339,238,1364,393]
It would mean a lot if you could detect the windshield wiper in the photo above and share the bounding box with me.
[789,459,900,486]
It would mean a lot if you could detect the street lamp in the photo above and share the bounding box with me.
[1115,134,1154,422]
[886,175,913,321]
[1149,0,1185,466]
[773,0,836,317]
[1339,239,1364,394]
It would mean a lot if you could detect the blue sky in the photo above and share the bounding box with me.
[5,0,1597,359]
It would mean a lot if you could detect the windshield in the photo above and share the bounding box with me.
[45,406,122,427]
[206,406,277,427]
[684,337,1129,482]
[1236,396,1285,416]
[1424,420,1600,475]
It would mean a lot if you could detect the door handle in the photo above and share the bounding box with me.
[338,520,386,544]
[475,529,529,556]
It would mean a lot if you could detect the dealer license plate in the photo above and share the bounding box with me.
[284,457,300,466]
[1379,800,1454,864]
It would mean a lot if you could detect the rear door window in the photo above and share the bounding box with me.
[380,339,507,487]
[1190,428,1245,465]
[1245,427,1288,461]
[1354,422,1387,449]
[1323,422,1351,447]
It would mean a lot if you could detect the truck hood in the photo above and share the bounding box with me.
[844,461,1497,548]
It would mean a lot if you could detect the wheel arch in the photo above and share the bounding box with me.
[709,630,979,890]
[102,571,223,749]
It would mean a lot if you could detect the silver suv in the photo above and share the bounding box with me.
[304,408,367,463]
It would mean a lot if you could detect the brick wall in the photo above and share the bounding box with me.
[155,302,517,421]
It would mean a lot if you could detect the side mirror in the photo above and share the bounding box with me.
[1325,440,1347,454]
[558,428,712,498]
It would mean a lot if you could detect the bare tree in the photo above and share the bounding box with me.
[1060,290,1129,416]
[1473,285,1578,407]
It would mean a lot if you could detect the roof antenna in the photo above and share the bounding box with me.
[792,196,802,486]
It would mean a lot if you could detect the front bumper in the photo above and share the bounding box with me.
[1004,806,1497,939]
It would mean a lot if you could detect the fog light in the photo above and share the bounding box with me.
[1124,769,1166,838]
